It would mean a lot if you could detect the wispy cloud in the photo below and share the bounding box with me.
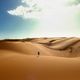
[8,6,32,16]
[7,0,41,19]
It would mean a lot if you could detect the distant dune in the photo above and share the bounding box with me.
[0,37,80,80]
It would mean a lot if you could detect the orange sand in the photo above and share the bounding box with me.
[0,37,80,80]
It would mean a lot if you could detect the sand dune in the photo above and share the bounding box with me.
[0,42,52,56]
[49,37,80,50]
[0,37,80,80]
[0,42,38,55]
[49,37,72,45]
[28,37,66,44]
[44,37,71,46]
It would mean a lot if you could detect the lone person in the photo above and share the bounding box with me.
[37,51,40,57]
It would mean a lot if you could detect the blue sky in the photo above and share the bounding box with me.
[0,0,38,39]
[0,0,80,39]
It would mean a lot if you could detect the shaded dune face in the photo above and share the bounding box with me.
[49,38,80,50]
[42,37,80,57]
[0,37,80,57]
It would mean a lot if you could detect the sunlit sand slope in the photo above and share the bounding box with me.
[0,55,80,80]
[0,42,52,56]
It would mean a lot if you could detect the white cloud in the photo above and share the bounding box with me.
[7,0,42,19]
[8,0,68,19]
[7,0,80,37]
[22,0,37,7]
[7,0,80,19]
[8,6,32,16]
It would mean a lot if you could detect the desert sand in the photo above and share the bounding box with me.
[0,37,80,80]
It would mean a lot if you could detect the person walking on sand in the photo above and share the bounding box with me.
[37,51,40,57]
